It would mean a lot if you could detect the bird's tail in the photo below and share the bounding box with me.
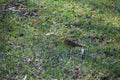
[78,44,86,48]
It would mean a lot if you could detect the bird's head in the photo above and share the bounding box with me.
[60,37,66,42]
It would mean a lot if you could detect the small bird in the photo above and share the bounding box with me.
[60,37,85,48]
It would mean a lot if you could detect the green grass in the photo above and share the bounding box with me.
[0,0,120,79]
